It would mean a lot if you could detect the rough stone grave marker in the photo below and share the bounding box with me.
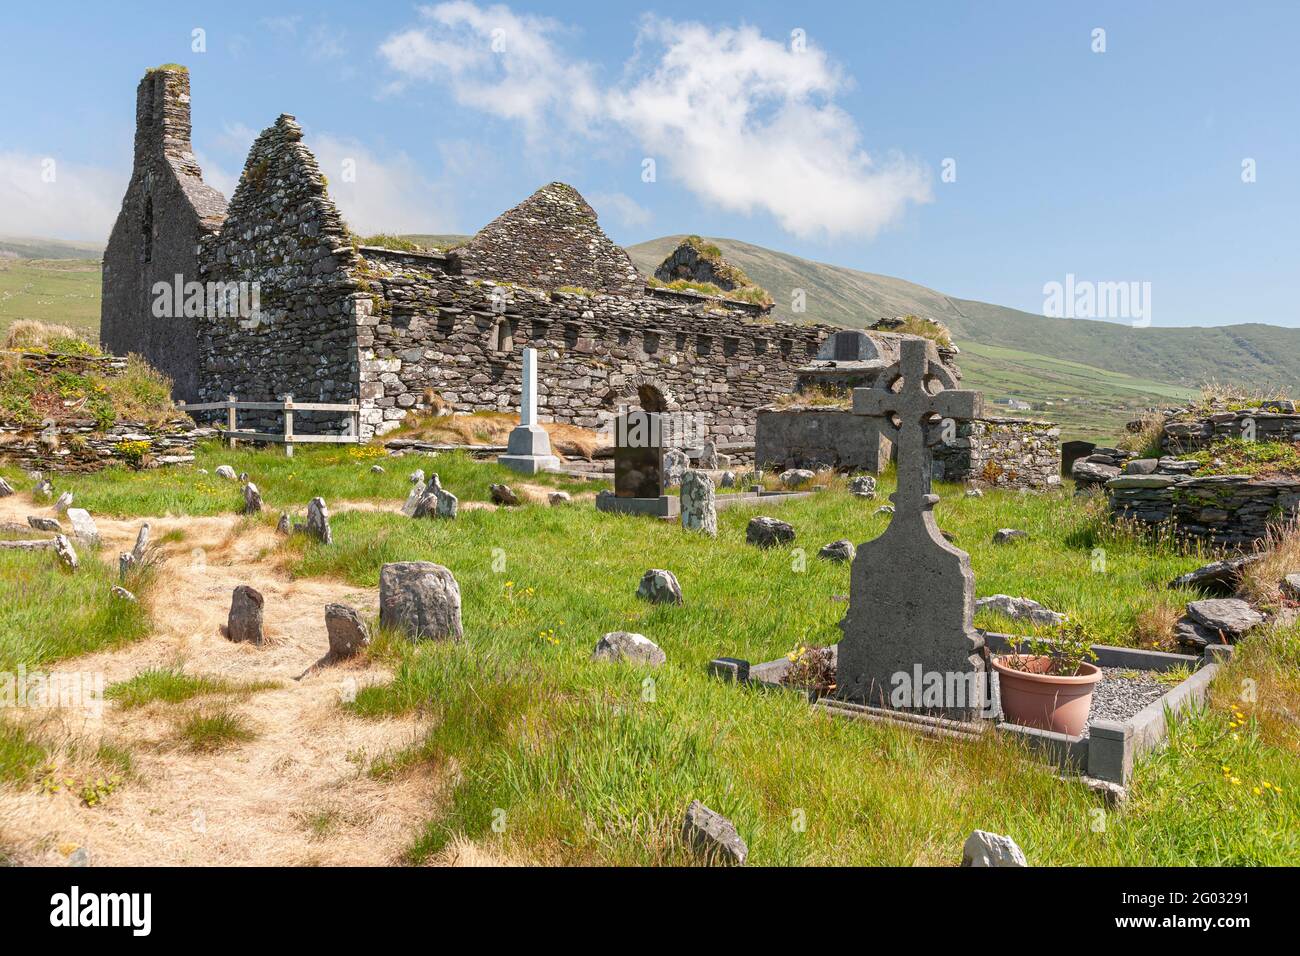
[837,339,987,720]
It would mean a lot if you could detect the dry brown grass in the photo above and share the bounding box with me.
[1118,412,1165,458]
[393,410,607,459]
[1133,595,1184,650]
[1239,520,1300,607]
[2,319,98,354]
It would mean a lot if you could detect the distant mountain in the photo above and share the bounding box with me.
[626,235,1300,394]
[0,235,105,260]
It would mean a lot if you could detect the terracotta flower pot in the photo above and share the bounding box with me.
[991,655,1102,737]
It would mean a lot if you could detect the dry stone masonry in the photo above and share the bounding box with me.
[102,67,228,401]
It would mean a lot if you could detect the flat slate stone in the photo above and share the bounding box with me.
[992,528,1029,544]
[1106,474,1178,489]
[1173,615,1220,649]
[1169,554,1263,594]
[27,515,61,533]
[1186,598,1264,637]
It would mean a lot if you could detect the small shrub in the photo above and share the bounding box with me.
[781,644,837,695]
[1118,412,1165,458]
[1001,623,1098,676]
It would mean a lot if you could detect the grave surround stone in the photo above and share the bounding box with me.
[837,339,987,719]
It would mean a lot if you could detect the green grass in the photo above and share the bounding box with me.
[272,468,1298,864]
[175,707,257,753]
[2,441,1295,864]
[0,721,46,784]
[0,545,152,672]
[1190,438,1300,477]
[0,258,101,337]
[0,442,598,519]
[105,667,280,710]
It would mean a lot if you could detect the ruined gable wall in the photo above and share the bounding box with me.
[101,68,228,401]
[455,183,645,297]
[196,115,368,434]
[356,247,836,441]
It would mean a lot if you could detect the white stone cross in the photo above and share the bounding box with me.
[520,346,539,428]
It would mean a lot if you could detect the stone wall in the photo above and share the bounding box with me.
[0,419,211,472]
[101,67,228,402]
[929,418,1062,490]
[2,351,129,378]
[755,408,1061,488]
[755,408,891,472]
[357,247,847,442]
[1162,406,1300,455]
[195,115,368,436]
[1109,473,1300,547]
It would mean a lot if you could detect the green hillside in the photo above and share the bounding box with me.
[627,236,1300,394]
[0,258,101,336]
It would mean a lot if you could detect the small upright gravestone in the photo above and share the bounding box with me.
[837,339,986,720]
[324,603,370,658]
[227,585,265,644]
[680,470,717,537]
[413,474,458,519]
[305,497,332,544]
[242,482,264,515]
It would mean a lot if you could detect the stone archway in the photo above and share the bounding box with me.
[600,373,677,412]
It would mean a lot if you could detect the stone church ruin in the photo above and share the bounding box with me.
[100,65,1060,485]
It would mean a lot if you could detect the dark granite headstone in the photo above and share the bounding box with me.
[838,339,988,720]
[614,411,664,499]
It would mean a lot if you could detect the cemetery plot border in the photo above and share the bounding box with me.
[726,637,1224,786]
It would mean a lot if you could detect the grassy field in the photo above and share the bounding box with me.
[956,340,1200,442]
[2,442,1297,865]
[0,258,101,337]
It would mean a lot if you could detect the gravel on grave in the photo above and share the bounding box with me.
[1079,667,1171,737]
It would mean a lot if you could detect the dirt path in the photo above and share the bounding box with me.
[0,494,441,866]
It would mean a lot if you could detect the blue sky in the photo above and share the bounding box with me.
[2,0,1297,328]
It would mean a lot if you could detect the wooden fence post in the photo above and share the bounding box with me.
[227,394,237,449]
[283,394,294,458]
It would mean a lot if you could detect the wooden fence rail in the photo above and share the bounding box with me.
[177,394,361,457]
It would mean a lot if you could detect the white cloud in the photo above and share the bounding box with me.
[378,2,602,134]
[0,151,125,243]
[588,191,652,229]
[306,133,458,235]
[377,4,931,240]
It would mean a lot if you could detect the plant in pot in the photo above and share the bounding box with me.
[992,624,1101,736]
